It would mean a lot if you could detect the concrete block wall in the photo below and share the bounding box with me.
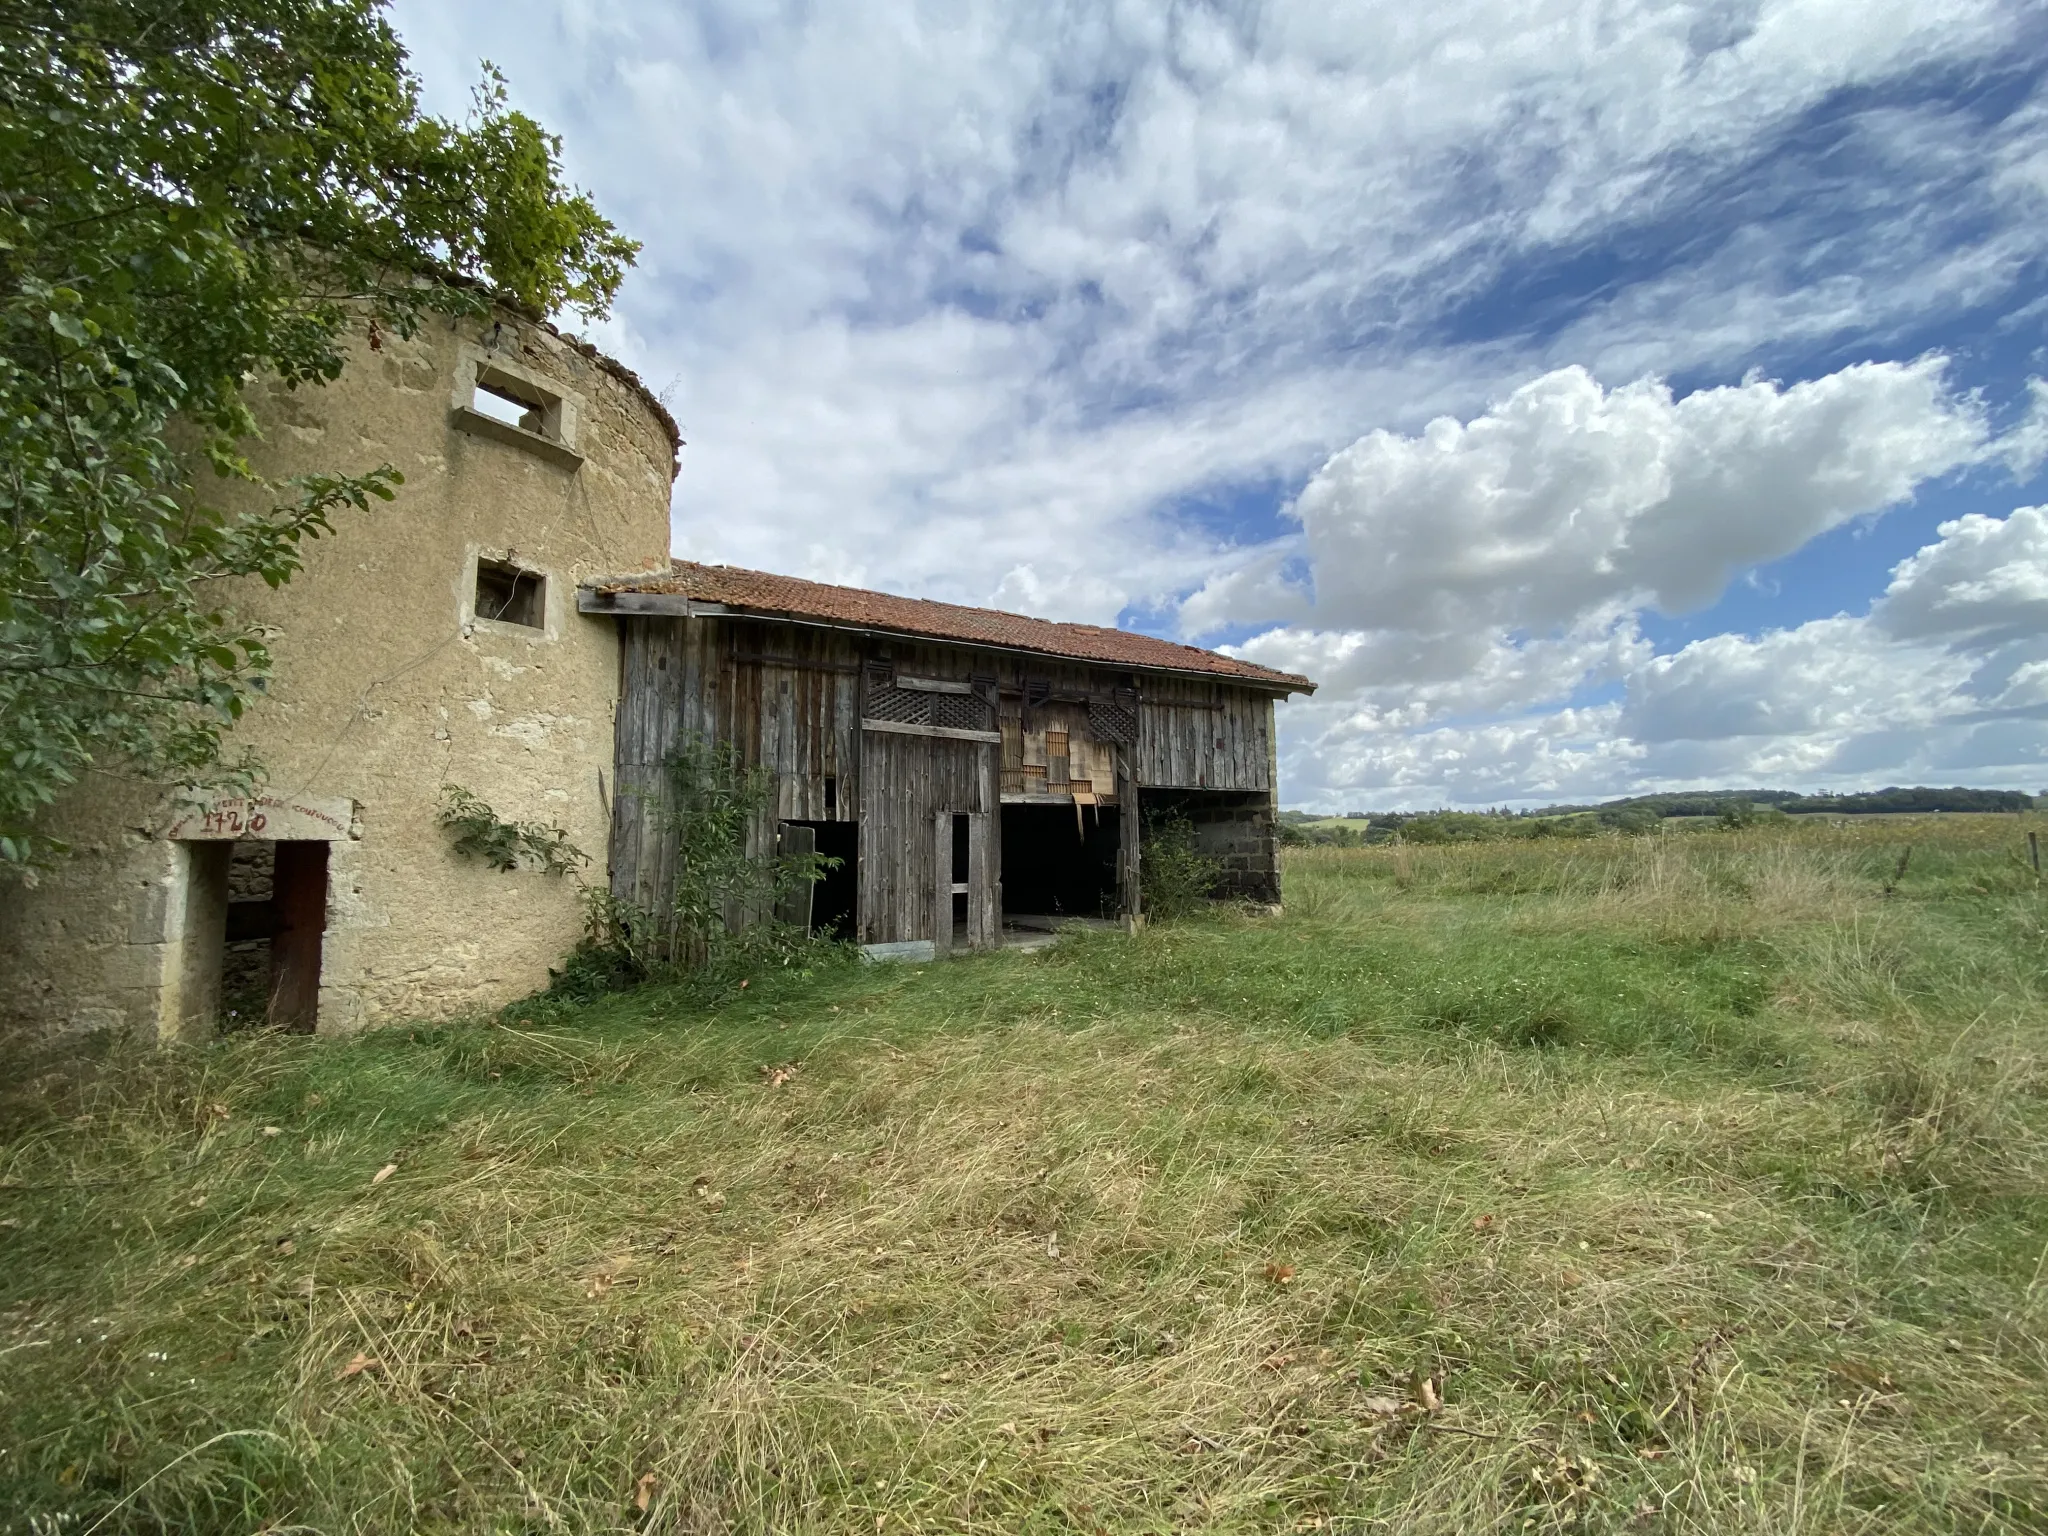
[1140,788,1281,905]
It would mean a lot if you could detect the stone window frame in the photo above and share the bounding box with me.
[450,344,585,471]
[465,545,557,639]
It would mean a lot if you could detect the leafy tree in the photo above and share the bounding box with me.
[0,0,639,862]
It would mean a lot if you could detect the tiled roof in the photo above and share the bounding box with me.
[592,561,1315,692]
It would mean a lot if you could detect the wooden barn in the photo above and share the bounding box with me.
[582,563,1315,958]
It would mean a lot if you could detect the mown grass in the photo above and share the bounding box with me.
[3,816,2046,1534]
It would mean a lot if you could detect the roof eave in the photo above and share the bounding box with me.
[577,585,1315,694]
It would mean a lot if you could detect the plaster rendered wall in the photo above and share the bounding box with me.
[0,310,675,1039]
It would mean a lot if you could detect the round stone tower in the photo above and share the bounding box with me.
[1,306,678,1038]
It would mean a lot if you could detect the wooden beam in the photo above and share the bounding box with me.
[861,719,1001,745]
[576,589,731,617]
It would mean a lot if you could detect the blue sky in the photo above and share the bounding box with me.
[390,0,2048,809]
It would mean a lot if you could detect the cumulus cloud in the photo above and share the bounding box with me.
[1877,504,2048,644]
[1199,357,1989,642]
[1622,620,1971,744]
[1271,504,2048,809]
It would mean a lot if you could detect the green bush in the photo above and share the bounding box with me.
[1141,815,1222,920]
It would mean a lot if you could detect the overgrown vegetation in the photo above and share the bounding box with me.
[0,0,637,862]
[3,813,2045,1531]
[1139,812,1223,918]
[436,784,586,875]
[559,733,840,998]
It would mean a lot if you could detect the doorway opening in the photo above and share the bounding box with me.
[999,803,1120,923]
[781,819,858,938]
[951,813,970,936]
[195,839,329,1033]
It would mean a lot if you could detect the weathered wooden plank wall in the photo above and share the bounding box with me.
[719,619,862,821]
[1134,676,1274,791]
[609,615,720,918]
[611,613,1286,942]
[857,728,995,945]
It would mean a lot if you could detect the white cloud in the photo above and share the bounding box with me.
[1875,503,2048,644]
[1274,505,2048,809]
[1622,619,1971,743]
[1200,357,1988,641]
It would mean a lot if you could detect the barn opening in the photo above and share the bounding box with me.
[182,839,329,1032]
[1000,803,1120,921]
[779,819,858,937]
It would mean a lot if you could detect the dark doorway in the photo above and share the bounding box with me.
[784,819,858,938]
[1000,804,1120,919]
[220,839,328,1033]
[951,813,970,934]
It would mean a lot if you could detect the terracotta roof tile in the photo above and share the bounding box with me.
[594,561,1315,692]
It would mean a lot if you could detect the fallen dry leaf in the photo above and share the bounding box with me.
[1361,1395,1407,1419]
[1411,1368,1443,1415]
[633,1471,657,1512]
[338,1352,379,1379]
[1472,1213,1495,1230]
[370,1163,397,1186]
[758,1063,799,1088]
[1263,1262,1296,1286]
[260,1126,281,1137]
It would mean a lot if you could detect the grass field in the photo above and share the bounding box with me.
[4,817,2047,1534]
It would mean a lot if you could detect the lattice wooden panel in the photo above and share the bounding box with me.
[864,685,933,724]
[932,691,995,732]
[1088,698,1138,744]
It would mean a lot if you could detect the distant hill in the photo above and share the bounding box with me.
[1287,785,2039,830]
[1528,786,2037,819]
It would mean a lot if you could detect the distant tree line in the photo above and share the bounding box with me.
[1278,785,2040,846]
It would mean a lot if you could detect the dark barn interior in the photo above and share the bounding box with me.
[1000,804,1121,919]
[784,819,858,937]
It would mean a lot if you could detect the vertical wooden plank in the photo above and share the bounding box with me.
[968,809,997,949]
[775,822,816,930]
[933,809,953,955]
[269,840,328,1033]
[1117,748,1142,920]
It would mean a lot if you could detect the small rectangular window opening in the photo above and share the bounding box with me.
[470,367,558,439]
[823,775,837,815]
[475,558,545,628]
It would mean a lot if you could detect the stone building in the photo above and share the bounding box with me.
[0,307,679,1039]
